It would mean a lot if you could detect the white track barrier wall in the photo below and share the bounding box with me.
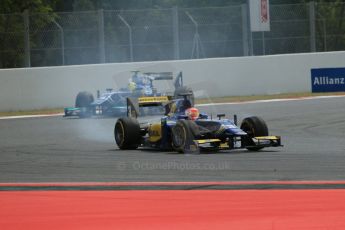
[0,51,345,111]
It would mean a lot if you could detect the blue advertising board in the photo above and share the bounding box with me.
[311,68,345,92]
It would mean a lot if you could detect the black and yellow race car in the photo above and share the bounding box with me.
[114,95,282,153]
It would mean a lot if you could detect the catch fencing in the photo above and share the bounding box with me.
[0,2,344,68]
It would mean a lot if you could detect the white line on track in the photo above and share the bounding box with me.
[0,95,344,120]
[0,113,64,120]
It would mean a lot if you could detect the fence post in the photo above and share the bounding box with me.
[98,9,106,63]
[172,6,180,60]
[241,4,249,56]
[309,1,316,52]
[185,11,205,59]
[23,9,31,67]
[118,15,133,62]
[52,19,65,65]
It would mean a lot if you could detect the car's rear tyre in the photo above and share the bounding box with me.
[75,91,94,108]
[171,120,198,153]
[240,116,269,151]
[174,86,194,106]
[114,117,141,150]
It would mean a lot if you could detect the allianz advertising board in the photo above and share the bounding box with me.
[311,68,345,92]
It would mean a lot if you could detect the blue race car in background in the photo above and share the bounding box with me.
[64,71,194,118]
[114,94,282,153]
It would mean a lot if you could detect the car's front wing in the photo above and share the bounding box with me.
[194,136,282,151]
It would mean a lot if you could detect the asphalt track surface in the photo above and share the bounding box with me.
[1,96,345,183]
[1,97,345,230]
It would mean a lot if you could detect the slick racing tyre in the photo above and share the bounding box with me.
[75,91,94,118]
[114,117,141,150]
[75,91,94,108]
[171,120,199,153]
[240,116,269,151]
[174,86,195,106]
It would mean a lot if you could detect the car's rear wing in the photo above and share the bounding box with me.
[142,71,183,89]
[138,96,171,106]
[126,96,172,118]
[143,72,174,81]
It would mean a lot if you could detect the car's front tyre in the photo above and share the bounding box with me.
[171,120,198,153]
[240,116,269,151]
[75,91,94,108]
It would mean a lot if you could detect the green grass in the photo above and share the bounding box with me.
[1,92,344,117]
[195,92,345,104]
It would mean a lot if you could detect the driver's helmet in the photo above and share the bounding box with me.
[128,81,136,91]
[132,73,145,85]
[185,107,199,120]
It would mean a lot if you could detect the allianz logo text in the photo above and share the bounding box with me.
[313,76,345,85]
